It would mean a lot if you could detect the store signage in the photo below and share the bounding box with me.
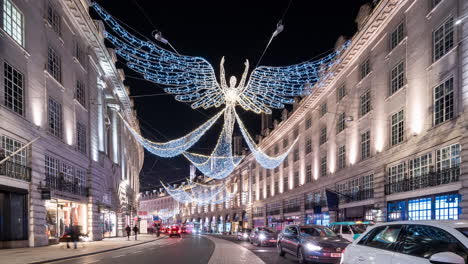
[41,190,51,200]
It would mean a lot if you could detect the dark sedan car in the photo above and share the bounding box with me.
[250,227,278,247]
[237,228,252,241]
[277,225,349,264]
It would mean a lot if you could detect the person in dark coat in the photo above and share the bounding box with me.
[133,225,139,240]
[67,226,81,249]
[125,225,131,241]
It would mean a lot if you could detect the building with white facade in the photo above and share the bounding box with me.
[179,0,468,233]
[0,0,143,248]
[139,193,180,226]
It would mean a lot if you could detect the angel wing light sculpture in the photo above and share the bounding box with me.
[93,3,349,179]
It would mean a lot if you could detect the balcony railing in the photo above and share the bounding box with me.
[253,211,264,217]
[45,174,87,196]
[339,189,374,204]
[283,205,301,213]
[0,160,31,182]
[384,167,460,195]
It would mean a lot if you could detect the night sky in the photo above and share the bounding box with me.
[94,0,370,191]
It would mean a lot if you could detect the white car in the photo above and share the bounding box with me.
[341,220,468,264]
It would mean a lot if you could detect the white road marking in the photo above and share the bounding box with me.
[132,250,142,254]
[112,254,126,258]
[84,261,100,264]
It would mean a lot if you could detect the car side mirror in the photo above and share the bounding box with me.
[429,252,465,264]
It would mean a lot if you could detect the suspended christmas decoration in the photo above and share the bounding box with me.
[93,3,350,179]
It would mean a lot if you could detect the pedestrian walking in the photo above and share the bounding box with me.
[66,226,81,249]
[133,225,139,240]
[125,225,131,241]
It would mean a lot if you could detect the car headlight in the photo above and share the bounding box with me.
[305,243,322,251]
[259,234,267,240]
[243,233,248,238]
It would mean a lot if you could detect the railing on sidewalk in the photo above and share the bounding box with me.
[45,174,87,196]
[0,160,31,181]
[384,166,460,195]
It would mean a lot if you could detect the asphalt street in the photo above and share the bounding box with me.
[213,235,300,264]
[51,235,214,264]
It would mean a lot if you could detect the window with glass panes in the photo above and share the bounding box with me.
[259,170,263,181]
[45,155,60,188]
[4,62,24,115]
[266,185,270,198]
[434,77,454,125]
[390,22,404,50]
[408,197,432,220]
[306,165,312,183]
[320,103,327,117]
[1,135,26,166]
[363,174,374,190]
[305,138,312,154]
[294,171,299,187]
[338,145,346,169]
[390,62,405,95]
[74,42,85,66]
[259,188,263,199]
[360,90,371,116]
[274,166,279,173]
[391,110,404,146]
[293,128,299,138]
[266,169,271,178]
[433,17,454,61]
[274,181,279,194]
[387,200,406,221]
[2,0,24,46]
[293,148,299,162]
[337,85,346,101]
[320,155,327,178]
[283,176,289,191]
[283,156,289,168]
[387,162,406,193]
[61,163,74,183]
[336,112,346,134]
[435,193,460,220]
[76,168,86,187]
[319,126,327,145]
[409,153,432,179]
[47,46,61,82]
[75,80,86,107]
[274,145,279,154]
[305,118,312,129]
[48,98,62,138]
[361,131,370,160]
[283,138,288,148]
[47,4,61,35]
[436,144,460,182]
[77,122,87,154]
[360,59,370,79]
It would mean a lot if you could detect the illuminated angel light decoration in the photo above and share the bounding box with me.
[162,179,235,206]
[93,3,350,177]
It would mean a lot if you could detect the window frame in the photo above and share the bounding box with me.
[338,145,346,170]
[2,0,25,47]
[390,22,405,51]
[48,97,63,139]
[360,130,371,160]
[360,90,371,117]
[360,59,370,80]
[319,126,327,145]
[433,77,454,125]
[432,16,454,62]
[390,61,405,95]
[3,61,24,116]
[336,112,346,134]
[390,109,405,146]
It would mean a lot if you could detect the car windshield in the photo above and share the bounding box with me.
[456,228,468,238]
[350,224,369,234]
[301,227,337,237]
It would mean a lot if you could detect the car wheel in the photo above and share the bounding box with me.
[278,242,286,257]
[297,247,308,264]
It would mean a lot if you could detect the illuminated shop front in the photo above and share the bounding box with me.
[387,193,461,221]
[45,200,88,240]
[253,219,264,228]
[305,212,330,226]
[101,209,117,238]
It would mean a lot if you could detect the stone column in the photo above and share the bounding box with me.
[97,79,106,153]
[108,104,120,164]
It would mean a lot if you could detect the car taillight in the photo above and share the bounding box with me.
[178,230,182,233]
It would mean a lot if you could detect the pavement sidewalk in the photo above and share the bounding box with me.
[0,234,164,264]
[205,235,265,264]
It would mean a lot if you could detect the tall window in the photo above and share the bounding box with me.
[274,181,279,194]
[337,85,346,101]
[360,59,370,80]
[293,128,299,138]
[4,62,24,115]
[387,162,406,186]
[319,126,327,145]
[363,174,374,190]
[283,156,289,168]
[2,0,24,46]
[320,155,327,178]
[360,90,371,116]
[61,162,74,182]
[74,42,85,66]
[391,110,404,146]
[283,138,288,148]
[338,145,346,169]
[408,197,432,220]
[293,148,299,162]
[75,80,86,108]
[390,22,404,50]
[305,138,312,154]
[294,171,299,188]
[47,4,61,35]
[433,17,454,61]
[361,131,371,160]
[48,98,62,138]
[283,176,289,191]
[306,165,312,183]
[47,46,61,82]
[274,145,279,155]
[409,153,432,178]
[45,155,60,188]
[1,136,26,166]
[266,169,271,178]
[76,122,87,154]
[390,62,405,95]
[305,118,312,129]
[320,103,327,117]
[435,193,460,220]
[266,185,270,198]
[434,77,454,125]
[436,144,461,171]
[259,170,263,181]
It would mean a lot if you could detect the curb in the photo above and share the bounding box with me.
[29,236,166,264]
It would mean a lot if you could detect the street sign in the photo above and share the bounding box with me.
[41,190,51,200]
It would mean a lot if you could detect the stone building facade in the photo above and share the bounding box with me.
[178,0,468,232]
[139,193,180,226]
[0,0,143,248]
